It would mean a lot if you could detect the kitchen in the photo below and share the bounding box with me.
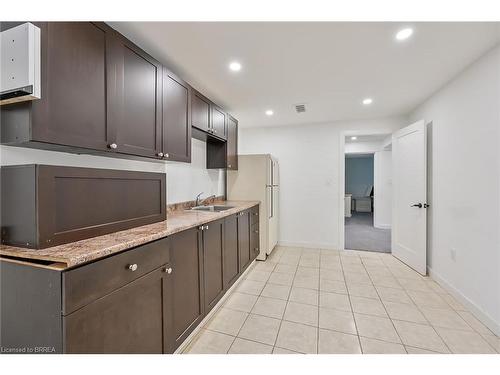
[1,2,500,371]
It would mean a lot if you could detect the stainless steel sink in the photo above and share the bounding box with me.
[190,205,234,212]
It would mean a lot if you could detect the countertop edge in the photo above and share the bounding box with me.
[0,201,260,269]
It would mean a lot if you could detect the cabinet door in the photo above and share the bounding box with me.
[108,33,162,158]
[238,210,251,271]
[31,22,112,151]
[224,214,239,289]
[191,91,210,132]
[226,115,238,170]
[162,69,191,162]
[211,104,227,140]
[166,227,204,353]
[203,219,225,313]
[64,267,166,354]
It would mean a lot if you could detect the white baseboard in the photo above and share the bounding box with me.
[278,240,339,250]
[428,266,500,336]
[374,223,391,229]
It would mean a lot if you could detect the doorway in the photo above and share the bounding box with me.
[343,134,392,253]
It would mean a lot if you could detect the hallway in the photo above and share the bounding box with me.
[345,212,391,253]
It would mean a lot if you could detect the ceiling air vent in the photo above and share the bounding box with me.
[295,104,306,113]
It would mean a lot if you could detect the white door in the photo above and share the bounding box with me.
[392,120,428,275]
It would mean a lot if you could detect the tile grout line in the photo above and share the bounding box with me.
[339,251,363,354]
[271,247,304,353]
[359,253,408,353]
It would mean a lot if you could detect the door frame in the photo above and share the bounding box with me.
[338,129,393,251]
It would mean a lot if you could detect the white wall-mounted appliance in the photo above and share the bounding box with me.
[0,22,41,105]
[227,154,279,260]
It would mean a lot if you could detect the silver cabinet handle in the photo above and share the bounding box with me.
[254,230,259,234]
[157,152,164,157]
[199,225,204,230]
[228,164,232,168]
[214,129,217,133]
[164,267,173,274]
[204,225,209,230]
[128,264,138,272]
[164,153,169,158]
[109,143,117,149]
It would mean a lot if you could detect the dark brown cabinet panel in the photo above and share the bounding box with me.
[211,104,227,140]
[107,33,162,158]
[1,22,113,151]
[162,69,191,162]
[191,91,211,133]
[238,210,252,271]
[1,165,166,249]
[251,224,260,260]
[223,214,240,289]
[64,267,168,354]
[226,115,238,170]
[202,219,225,313]
[63,237,170,315]
[167,227,204,353]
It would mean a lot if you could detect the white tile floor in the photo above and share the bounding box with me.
[183,246,499,354]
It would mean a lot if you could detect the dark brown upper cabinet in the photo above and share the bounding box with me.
[162,69,191,163]
[202,219,225,314]
[226,115,238,170]
[0,22,113,152]
[107,32,162,158]
[191,90,211,133]
[210,104,227,140]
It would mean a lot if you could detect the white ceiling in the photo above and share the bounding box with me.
[109,22,499,128]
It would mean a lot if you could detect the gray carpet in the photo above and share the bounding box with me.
[345,212,391,253]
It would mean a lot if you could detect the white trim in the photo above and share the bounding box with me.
[374,223,391,229]
[174,259,256,353]
[428,266,500,336]
[278,240,339,250]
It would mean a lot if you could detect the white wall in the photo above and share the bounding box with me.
[409,44,500,334]
[345,140,384,154]
[239,117,405,249]
[373,150,392,229]
[0,138,224,204]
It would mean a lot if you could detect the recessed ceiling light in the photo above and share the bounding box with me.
[362,98,373,105]
[229,61,242,72]
[265,109,274,116]
[351,136,357,140]
[395,28,414,41]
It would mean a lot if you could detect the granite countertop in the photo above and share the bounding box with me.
[0,200,260,269]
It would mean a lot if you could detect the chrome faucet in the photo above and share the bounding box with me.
[195,192,204,207]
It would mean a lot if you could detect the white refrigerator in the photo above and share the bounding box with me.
[227,154,279,260]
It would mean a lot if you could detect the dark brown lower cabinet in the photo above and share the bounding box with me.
[166,227,204,353]
[0,205,259,354]
[223,214,240,289]
[202,219,225,313]
[250,223,260,260]
[64,266,169,354]
[238,210,252,271]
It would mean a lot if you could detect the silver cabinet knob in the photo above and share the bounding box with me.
[199,225,204,230]
[128,263,138,271]
[254,230,259,234]
[228,164,232,168]
[164,153,169,158]
[164,267,173,274]
[109,143,117,149]
[204,225,209,230]
[213,129,217,133]
[157,152,164,157]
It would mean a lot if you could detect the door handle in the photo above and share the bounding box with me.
[411,203,423,208]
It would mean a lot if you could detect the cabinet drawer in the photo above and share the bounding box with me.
[63,237,169,315]
[250,223,260,257]
[250,206,259,226]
